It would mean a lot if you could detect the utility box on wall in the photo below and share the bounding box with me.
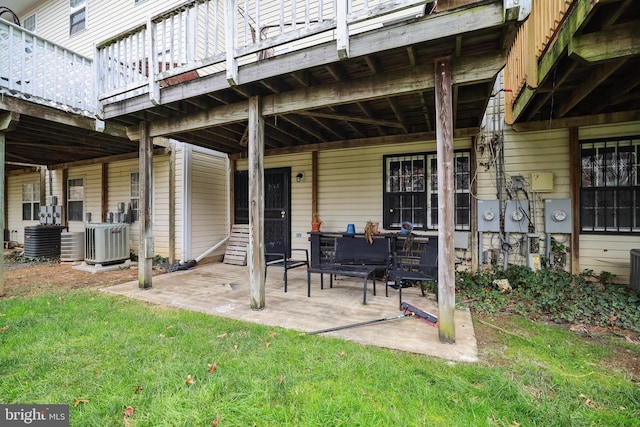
[477,200,501,232]
[544,199,572,234]
[504,200,530,232]
[531,172,554,192]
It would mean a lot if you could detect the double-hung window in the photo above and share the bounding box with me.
[580,136,639,233]
[383,151,471,231]
[67,178,84,221]
[22,182,40,221]
[130,172,140,222]
[69,0,86,35]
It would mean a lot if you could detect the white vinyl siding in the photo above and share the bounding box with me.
[7,173,42,245]
[23,0,189,58]
[188,148,228,259]
[67,164,101,231]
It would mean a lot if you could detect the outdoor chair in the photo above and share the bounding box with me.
[265,241,309,292]
[386,239,438,309]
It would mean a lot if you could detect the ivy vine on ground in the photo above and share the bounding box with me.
[456,265,640,333]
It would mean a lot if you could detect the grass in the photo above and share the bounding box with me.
[1,289,639,427]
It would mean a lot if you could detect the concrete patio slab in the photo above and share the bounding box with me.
[103,262,478,362]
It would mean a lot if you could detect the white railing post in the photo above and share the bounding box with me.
[336,0,349,59]
[225,0,238,86]
[93,43,104,119]
[148,17,160,105]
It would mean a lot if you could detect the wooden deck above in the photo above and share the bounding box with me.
[0,0,529,170]
[504,0,640,130]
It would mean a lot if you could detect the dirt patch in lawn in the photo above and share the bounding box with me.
[473,313,640,381]
[0,252,164,297]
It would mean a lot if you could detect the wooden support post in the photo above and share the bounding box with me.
[225,0,238,85]
[101,163,108,222]
[0,112,18,296]
[139,121,154,289]
[0,132,5,296]
[434,56,456,344]
[569,127,580,277]
[312,151,318,220]
[248,96,265,310]
[336,0,349,59]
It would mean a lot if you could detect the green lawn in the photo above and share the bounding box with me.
[1,289,638,426]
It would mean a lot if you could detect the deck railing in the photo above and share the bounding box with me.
[94,0,429,113]
[0,19,94,115]
[1,0,444,117]
[504,0,574,122]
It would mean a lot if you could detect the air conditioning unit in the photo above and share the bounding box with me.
[631,249,640,292]
[85,223,130,265]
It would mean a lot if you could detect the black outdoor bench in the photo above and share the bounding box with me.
[307,236,389,304]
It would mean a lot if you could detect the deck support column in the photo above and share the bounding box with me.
[0,112,18,296]
[248,96,265,310]
[434,56,456,344]
[139,121,154,289]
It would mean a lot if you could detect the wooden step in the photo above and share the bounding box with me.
[224,224,249,266]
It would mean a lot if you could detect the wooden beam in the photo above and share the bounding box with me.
[569,22,640,63]
[139,52,504,139]
[101,164,109,222]
[0,111,19,131]
[434,55,456,344]
[512,110,640,132]
[248,96,265,310]
[556,58,626,118]
[569,127,580,277]
[312,150,318,221]
[47,148,169,170]
[0,96,127,138]
[295,110,403,128]
[139,121,153,289]
[228,128,480,160]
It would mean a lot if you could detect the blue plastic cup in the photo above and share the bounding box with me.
[346,224,355,234]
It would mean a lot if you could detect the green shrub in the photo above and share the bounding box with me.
[457,266,640,332]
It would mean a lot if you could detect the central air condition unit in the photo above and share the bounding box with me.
[85,223,130,265]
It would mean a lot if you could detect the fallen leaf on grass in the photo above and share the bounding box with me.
[339,351,346,357]
[268,331,277,338]
[207,362,217,373]
[73,399,89,407]
[133,385,144,394]
[278,375,285,386]
[124,406,134,417]
[509,422,520,427]
[0,325,9,333]
[217,332,228,338]
[579,393,598,408]
[210,412,221,426]
[185,375,194,385]
[165,325,173,330]
[624,335,639,345]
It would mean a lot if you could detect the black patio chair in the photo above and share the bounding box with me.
[265,241,309,292]
[386,239,438,309]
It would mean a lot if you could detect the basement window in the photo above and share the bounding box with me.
[130,172,140,222]
[580,136,640,233]
[22,182,40,221]
[67,178,84,221]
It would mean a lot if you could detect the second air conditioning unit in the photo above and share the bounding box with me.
[85,223,130,265]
